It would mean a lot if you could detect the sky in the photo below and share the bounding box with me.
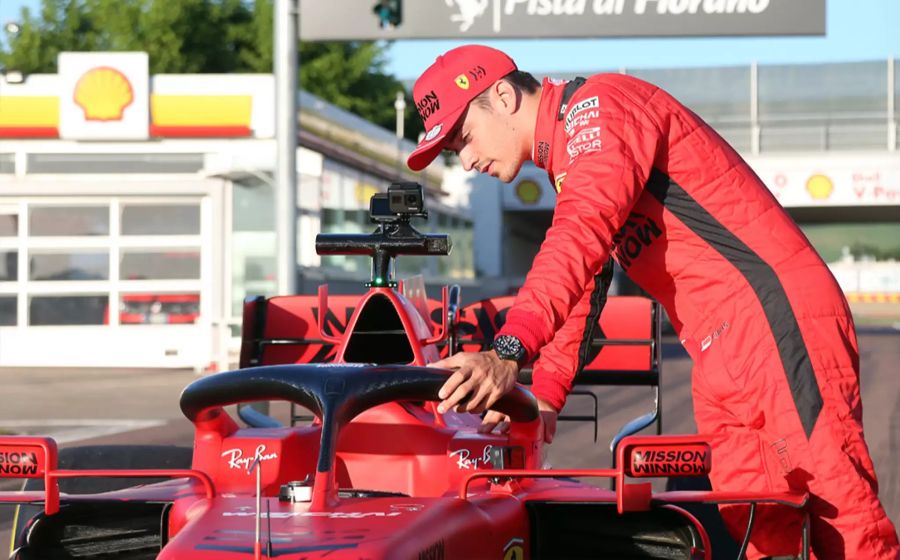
[1,0,897,79]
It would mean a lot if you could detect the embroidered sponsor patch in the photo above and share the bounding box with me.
[536,140,550,167]
[565,109,599,135]
[564,96,599,132]
[554,173,566,193]
[566,126,602,159]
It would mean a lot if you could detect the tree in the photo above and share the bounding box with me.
[0,0,422,141]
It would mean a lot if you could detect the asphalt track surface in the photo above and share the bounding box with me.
[0,330,896,552]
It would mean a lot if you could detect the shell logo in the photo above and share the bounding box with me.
[515,179,541,204]
[73,66,134,122]
[805,174,834,200]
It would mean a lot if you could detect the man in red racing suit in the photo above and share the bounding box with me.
[408,45,899,559]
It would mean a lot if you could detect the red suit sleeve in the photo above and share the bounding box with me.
[497,84,661,361]
[530,284,592,411]
[531,260,614,411]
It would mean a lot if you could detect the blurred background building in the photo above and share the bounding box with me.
[0,51,470,370]
[0,52,897,369]
[475,59,900,324]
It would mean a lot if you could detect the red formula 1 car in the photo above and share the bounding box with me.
[0,183,810,559]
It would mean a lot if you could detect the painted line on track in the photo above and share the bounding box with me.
[0,419,167,444]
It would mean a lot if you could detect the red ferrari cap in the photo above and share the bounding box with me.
[407,45,517,172]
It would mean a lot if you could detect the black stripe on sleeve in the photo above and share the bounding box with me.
[577,259,615,373]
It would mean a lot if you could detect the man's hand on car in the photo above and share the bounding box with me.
[479,398,559,443]
[430,351,519,414]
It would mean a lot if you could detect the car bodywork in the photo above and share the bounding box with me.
[0,184,810,559]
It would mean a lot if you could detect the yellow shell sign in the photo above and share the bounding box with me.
[805,174,833,200]
[73,66,135,121]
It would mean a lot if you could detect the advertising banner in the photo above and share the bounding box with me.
[301,0,825,40]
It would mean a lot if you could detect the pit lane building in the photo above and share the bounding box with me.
[0,52,474,370]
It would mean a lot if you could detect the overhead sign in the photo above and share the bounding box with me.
[300,0,825,40]
[58,52,149,140]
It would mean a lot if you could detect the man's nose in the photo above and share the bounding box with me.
[459,147,476,172]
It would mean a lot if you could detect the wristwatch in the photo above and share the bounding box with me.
[492,335,527,368]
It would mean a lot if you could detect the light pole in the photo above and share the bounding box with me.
[275,0,299,296]
[394,90,406,175]
[1,21,24,84]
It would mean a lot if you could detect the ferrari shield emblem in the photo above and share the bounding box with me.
[455,74,470,90]
[554,173,566,193]
[503,538,524,560]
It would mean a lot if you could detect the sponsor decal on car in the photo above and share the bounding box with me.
[221,444,278,471]
[449,445,494,470]
[564,96,599,132]
[503,537,525,560]
[628,444,710,477]
[0,449,40,476]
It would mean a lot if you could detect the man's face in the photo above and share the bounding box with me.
[444,86,527,183]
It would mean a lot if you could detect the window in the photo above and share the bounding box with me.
[0,213,17,236]
[0,154,14,174]
[0,296,14,326]
[119,293,200,325]
[27,153,204,174]
[0,251,16,282]
[121,204,200,235]
[29,206,109,236]
[30,252,109,281]
[29,295,108,326]
[120,250,200,280]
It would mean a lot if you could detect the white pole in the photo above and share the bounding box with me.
[750,61,760,156]
[395,91,406,174]
[275,0,299,295]
[888,57,896,152]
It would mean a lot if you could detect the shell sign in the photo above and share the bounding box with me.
[59,52,149,140]
[73,67,134,121]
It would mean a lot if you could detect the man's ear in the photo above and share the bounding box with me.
[493,79,520,115]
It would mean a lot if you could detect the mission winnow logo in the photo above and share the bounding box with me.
[0,449,41,477]
[628,444,710,477]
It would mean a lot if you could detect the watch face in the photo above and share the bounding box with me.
[494,335,525,362]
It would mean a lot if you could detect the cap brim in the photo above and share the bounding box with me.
[406,104,467,172]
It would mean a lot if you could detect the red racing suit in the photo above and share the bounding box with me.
[496,75,900,559]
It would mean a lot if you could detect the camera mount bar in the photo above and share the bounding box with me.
[316,222,451,287]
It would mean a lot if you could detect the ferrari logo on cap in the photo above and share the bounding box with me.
[455,75,470,90]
